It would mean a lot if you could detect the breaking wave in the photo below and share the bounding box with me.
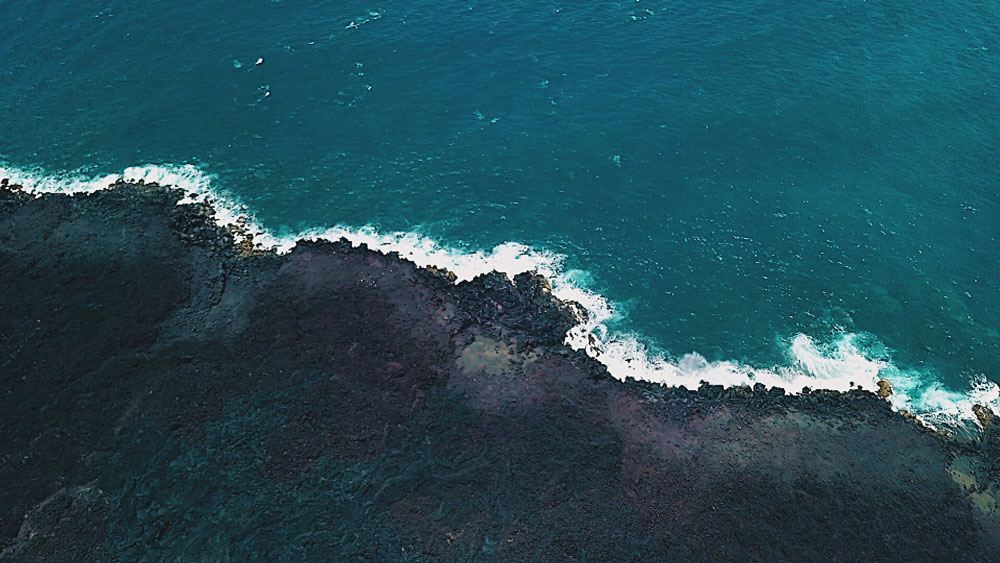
[3,161,997,435]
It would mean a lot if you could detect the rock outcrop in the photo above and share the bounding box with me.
[878,379,893,399]
[1,181,999,561]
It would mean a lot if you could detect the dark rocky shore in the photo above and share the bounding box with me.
[2,181,999,561]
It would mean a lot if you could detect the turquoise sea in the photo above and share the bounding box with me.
[1,0,998,430]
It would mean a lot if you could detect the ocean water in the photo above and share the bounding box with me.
[1,0,998,432]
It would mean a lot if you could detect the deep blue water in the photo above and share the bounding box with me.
[1,1,998,425]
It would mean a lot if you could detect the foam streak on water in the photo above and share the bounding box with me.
[3,162,998,435]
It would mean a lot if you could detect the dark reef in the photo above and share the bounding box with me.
[1,181,999,561]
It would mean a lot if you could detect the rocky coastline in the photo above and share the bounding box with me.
[1,180,999,560]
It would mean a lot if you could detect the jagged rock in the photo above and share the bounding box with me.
[878,379,893,400]
[726,385,754,399]
[974,404,996,430]
[426,265,458,281]
[698,382,725,399]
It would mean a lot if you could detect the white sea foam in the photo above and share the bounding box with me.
[0,163,278,247]
[3,161,998,435]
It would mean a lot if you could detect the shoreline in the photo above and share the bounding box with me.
[4,164,997,435]
[2,180,999,559]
